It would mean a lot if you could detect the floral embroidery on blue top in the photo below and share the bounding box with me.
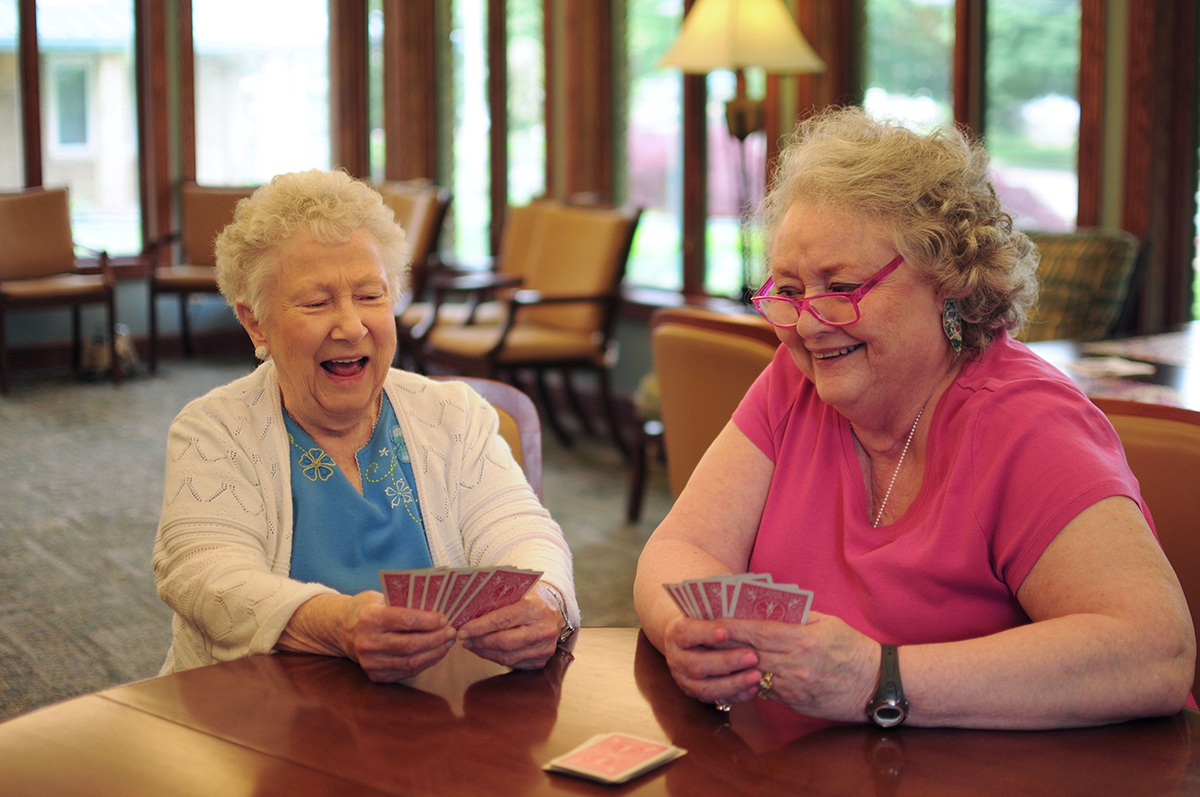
[291,437,336,481]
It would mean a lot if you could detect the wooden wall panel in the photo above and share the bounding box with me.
[329,1,370,177]
[384,0,439,180]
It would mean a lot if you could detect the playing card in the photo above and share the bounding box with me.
[422,571,449,612]
[664,573,810,622]
[438,568,477,616]
[379,571,414,607]
[730,581,813,624]
[450,566,542,628]
[685,581,712,620]
[543,733,686,784]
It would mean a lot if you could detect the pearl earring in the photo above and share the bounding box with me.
[255,345,270,361]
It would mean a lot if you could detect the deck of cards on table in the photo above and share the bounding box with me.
[664,573,813,622]
[379,566,542,628]
[543,733,687,784]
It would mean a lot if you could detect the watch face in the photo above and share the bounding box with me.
[869,699,908,728]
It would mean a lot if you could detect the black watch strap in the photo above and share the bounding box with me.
[867,644,909,727]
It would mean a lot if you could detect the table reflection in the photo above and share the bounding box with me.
[632,632,1192,796]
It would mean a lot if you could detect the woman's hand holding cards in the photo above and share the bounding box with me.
[459,587,563,669]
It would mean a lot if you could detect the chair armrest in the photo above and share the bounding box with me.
[509,290,616,307]
[429,271,522,292]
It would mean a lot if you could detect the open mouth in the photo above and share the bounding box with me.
[812,343,863,360]
[321,357,368,377]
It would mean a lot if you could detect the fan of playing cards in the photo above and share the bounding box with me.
[380,566,543,628]
[664,573,813,623]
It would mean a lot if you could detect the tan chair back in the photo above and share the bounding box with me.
[1091,397,1200,696]
[496,201,551,279]
[179,183,257,267]
[376,181,452,296]
[431,375,543,500]
[651,307,780,498]
[1021,229,1140,342]
[0,188,77,280]
[520,204,640,333]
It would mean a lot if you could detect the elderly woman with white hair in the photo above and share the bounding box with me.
[153,170,577,681]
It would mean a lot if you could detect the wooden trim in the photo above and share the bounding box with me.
[543,0,557,195]
[559,0,614,198]
[17,0,40,187]
[329,1,370,177]
[791,0,857,115]
[1163,0,1199,323]
[488,0,508,256]
[136,0,173,250]
[179,0,196,182]
[1075,0,1105,228]
[953,0,984,134]
[681,72,707,297]
[1121,0,1199,331]
[383,1,438,180]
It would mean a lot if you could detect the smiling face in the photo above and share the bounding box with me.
[238,227,397,436]
[768,202,952,425]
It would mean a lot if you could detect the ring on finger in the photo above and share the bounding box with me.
[757,671,774,699]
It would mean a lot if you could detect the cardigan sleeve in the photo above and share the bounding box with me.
[152,388,335,671]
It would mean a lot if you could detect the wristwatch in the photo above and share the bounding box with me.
[542,585,576,645]
[866,644,909,727]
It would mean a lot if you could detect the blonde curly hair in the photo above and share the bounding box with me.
[759,107,1039,356]
[215,169,408,323]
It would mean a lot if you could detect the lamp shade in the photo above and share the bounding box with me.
[659,0,827,74]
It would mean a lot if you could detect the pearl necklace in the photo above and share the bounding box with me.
[866,405,925,528]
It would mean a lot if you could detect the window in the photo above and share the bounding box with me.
[450,0,489,261]
[984,0,1081,231]
[368,0,384,184]
[624,0,683,291]
[862,0,954,131]
[38,0,139,254]
[507,0,544,205]
[192,0,330,185]
[0,0,21,189]
[51,62,87,148]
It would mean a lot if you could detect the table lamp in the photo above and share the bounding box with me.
[659,0,826,141]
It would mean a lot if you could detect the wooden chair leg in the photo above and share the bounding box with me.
[107,293,120,386]
[625,420,663,523]
[71,305,82,370]
[0,308,10,394]
[148,284,159,373]
[534,368,573,449]
[595,366,629,459]
[179,293,193,357]
[561,368,597,436]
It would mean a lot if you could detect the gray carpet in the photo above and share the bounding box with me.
[0,358,672,722]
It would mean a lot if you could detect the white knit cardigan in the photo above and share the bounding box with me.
[152,364,579,673]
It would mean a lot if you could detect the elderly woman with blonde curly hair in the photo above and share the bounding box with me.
[153,170,577,681]
[634,107,1194,729]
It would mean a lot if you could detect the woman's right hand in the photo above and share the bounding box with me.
[338,591,458,682]
[660,615,765,708]
[279,591,457,682]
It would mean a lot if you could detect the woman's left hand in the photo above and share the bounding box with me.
[457,589,563,669]
[722,611,881,722]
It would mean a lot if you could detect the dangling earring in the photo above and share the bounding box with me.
[943,299,963,354]
[255,345,270,361]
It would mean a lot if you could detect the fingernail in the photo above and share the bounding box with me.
[742,652,758,667]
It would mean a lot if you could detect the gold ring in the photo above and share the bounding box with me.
[757,672,774,699]
[715,698,732,712]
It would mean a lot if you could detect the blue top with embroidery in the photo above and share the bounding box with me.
[284,394,432,595]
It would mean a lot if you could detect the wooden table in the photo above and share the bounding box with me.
[1027,321,1200,411]
[2,627,1198,795]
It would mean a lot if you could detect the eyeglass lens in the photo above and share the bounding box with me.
[757,295,858,326]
